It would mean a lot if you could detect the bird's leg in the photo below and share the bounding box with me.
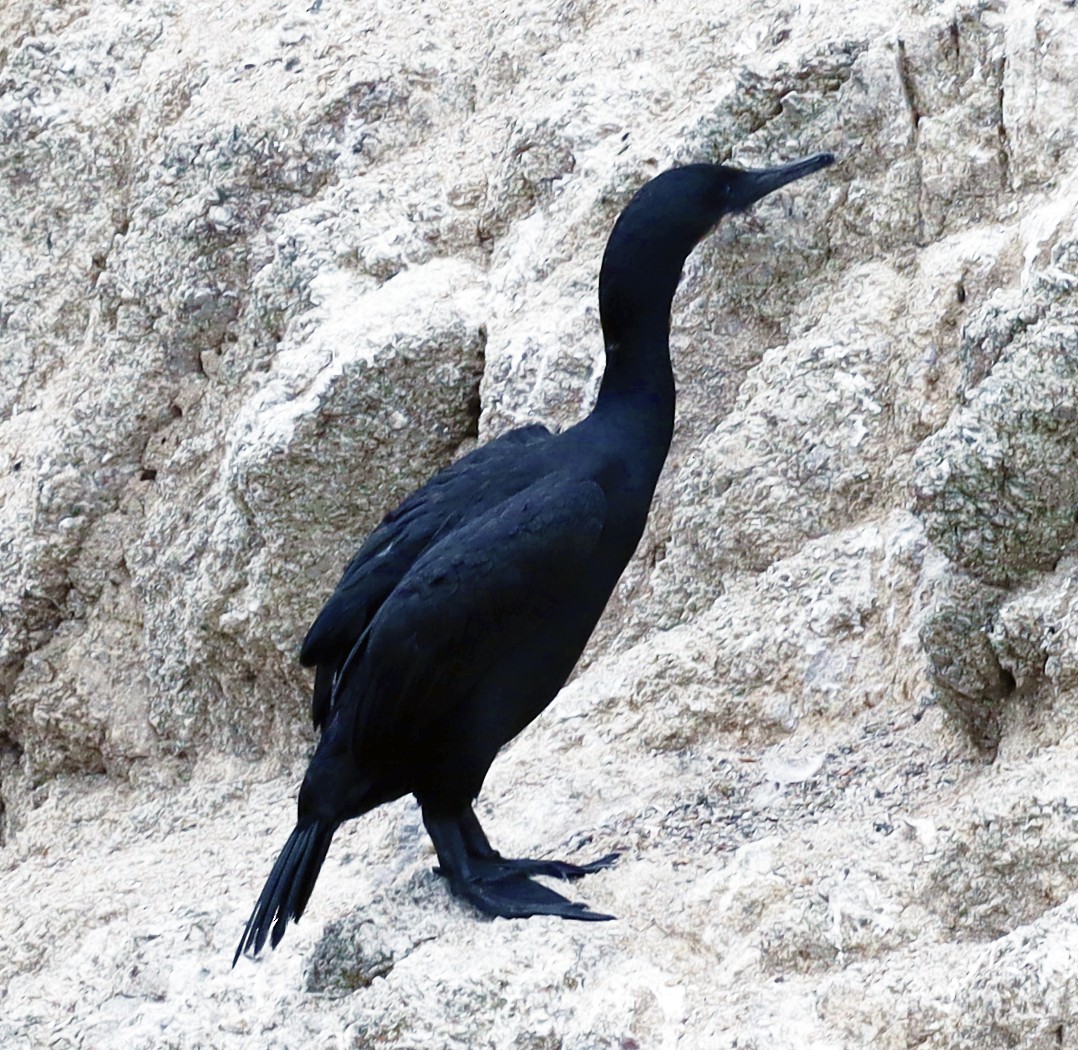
[455,804,500,860]
[423,808,615,922]
[457,805,620,882]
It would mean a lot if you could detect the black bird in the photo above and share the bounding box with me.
[235,151,834,962]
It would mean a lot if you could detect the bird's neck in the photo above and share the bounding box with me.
[590,190,709,446]
[587,166,731,466]
[591,257,681,459]
[590,318,676,474]
[594,315,674,410]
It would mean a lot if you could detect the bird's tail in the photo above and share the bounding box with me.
[233,819,337,965]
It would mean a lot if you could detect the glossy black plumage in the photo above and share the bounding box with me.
[235,151,834,963]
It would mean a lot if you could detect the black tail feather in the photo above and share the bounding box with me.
[233,820,337,965]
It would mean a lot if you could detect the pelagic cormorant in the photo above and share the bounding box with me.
[235,151,834,961]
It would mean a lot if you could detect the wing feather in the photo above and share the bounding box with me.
[327,474,607,755]
[302,423,552,727]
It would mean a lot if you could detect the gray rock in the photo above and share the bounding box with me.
[2,0,1078,1047]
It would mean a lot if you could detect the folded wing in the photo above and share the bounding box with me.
[324,473,607,761]
[301,424,553,728]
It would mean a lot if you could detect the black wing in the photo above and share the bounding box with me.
[301,423,552,728]
[325,473,607,758]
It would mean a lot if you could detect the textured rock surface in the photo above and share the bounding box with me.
[1,0,1077,1046]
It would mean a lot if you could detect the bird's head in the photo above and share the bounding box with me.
[598,152,834,344]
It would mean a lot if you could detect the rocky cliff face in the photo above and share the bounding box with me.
[1,0,1076,1046]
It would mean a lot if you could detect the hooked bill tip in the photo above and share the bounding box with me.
[775,151,836,177]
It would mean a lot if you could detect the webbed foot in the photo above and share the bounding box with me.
[423,806,618,922]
